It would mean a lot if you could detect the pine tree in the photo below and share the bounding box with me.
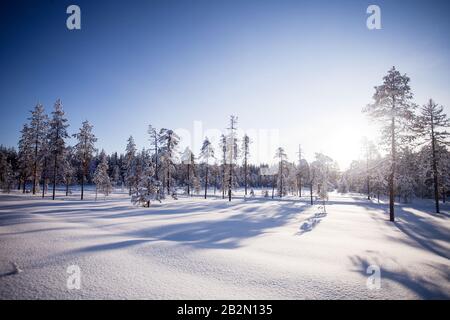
[274,147,287,197]
[413,99,449,213]
[148,125,160,181]
[241,134,251,196]
[219,134,227,199]
[124,136,137,195]
[226,116,238,201]
[73,120,97,200]
[200,137,214,199]
[131,152,161,207]
[93,150,112,200]
[361,137,378,200]
[61,146,76,196]
[27,103,49,194]
[364,67,415,221]
[181,147,195,196]
[0,152,14,192]
[159,129,180,196]
[17,124,33,193]
[48,99,69,200]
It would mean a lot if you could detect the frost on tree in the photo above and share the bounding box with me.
[131,151,161,207]
[200,137,215,199]
[124,136,137,196]
[93,150,112,200]
[225,116,239,201]
[158,129,180,197]
[364,67,415,221]
[47,99,70,200]
[73,120,97,200]
[412,99,449,213]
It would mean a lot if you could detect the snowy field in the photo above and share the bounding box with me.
[0,189,449,299]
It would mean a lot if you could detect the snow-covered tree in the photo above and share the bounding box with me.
[93,150,112,200]
[361,137,378,200]
[17,124,33,193]
[274,147,288,197]
[181,147,195,196]
[27,103,48,194]
[131,151,161,207]
[61,146,76,196]
[241,134,251,196]
[47,99,69,200]
[219,134,227,199]
[0,151,14,192]
[364,67,416,221]
[73,120,97,200]
[200,137,214,199]
[396,147,417,203]
[413,99,449,212]
[148,125,160,181]
[225,116,239,201]
[159,129,180,196]
[124,136,137,195]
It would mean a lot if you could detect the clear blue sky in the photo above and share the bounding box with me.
[1,0,449,168]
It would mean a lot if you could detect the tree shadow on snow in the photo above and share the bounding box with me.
[349,255,450,299]
[115,202,307,249]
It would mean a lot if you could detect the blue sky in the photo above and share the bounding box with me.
[0,0,449,168]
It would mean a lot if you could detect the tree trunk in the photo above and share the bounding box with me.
[279,161,283,198]
[187,163,190,196]
[42,158,47,198]
[204,163,208,199]
[52,153,58,200]
[430,119,440,213]
[228,163,232,201]
[244,157,247,196]
[299,176,302,197]
[167,168,170,195]
[81,172,85,200]
[22,178,26,193]
[389,116,395,222]
[271,175,275,199]
[310,182,313,205]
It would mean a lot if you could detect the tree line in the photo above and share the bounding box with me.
[0,67,448,220]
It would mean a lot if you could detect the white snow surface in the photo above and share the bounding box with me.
[0,190,449,299]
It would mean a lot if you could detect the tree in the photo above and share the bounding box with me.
[0,151,14,192]
[159,129,180,196]
[413,99,449,213]
[181,147,195,196]
[131,150,161,207]
[93,150,112,200]
[219,134,227,199]
[200,137,214,199]
[47,99,69,200]
[364,67,415,221]
[241,134,251,196]
[61,146,76,196]
[274,147,288,197]
[17,124,33,193]
[361,137,378,200]
[148,125,160,181]
[73,120,97,200]
[27,103,48,194]
[124,136,137,195]
[226,116,239,201]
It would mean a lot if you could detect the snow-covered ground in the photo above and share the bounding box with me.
[0,189,449,299]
